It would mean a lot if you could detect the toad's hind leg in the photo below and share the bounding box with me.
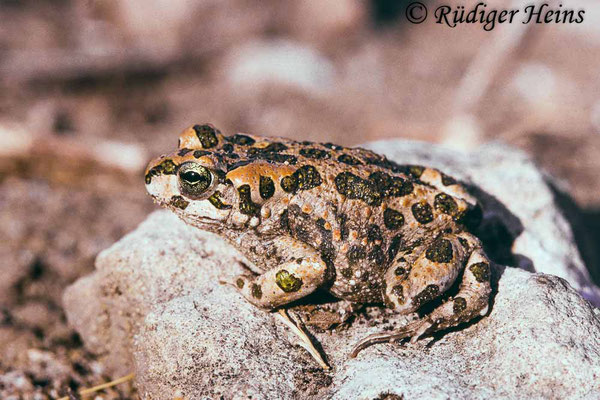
[351,232,492,357]
[416,166,477,206]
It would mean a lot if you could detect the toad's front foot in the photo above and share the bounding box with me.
[276,309,330,370]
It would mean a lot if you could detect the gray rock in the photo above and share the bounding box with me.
[64,140,600,399]
[330,267,600,400]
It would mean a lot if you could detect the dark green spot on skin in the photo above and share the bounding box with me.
[250,152,298,165]
[340,268,353,279]
[367,225,382,242]
[247,143,289,161]
[316,218,328,232]
[193,124,219,148]
[226,134,256,146]
[208,191,232,210]
[469,262,491,282]
[170,195,189,210]
[238,184,260,216]
[320,241,336,269]
[364,155,403,172]
[384,208,405,230]
[222,143,234,153]
[413,284,440,308]
[441,173,457,186]
[300,148,330,159]
[178,148,193,156]
[294,165,322,190]
[394,267,407,276]
[368,276,381,291]
[359,270,370,282]
[275,270,303,293]
[227,159,253,172]
[259,176,275,200]
[384,294,396,309]
[387,178,413,197]
[367,171,391,191]
[193,150,211,158]
[334,172,382,206]
[403,238,424,253]
[387,235,403,262]
[280,165,322,193]
[213,169,227,184]
[412,201,434,224]
[453,297,467,313]
[280,175,298,193]
[368,246,385,264]
[145,159,178,184]
[263,142,288,152]
[391,284,404,303]
[458,237,469,249]
[337,154,363,165]
[368,172,413,197]
[322,142,342,150]
[409,165,425,178]
[337,214,348,241]
[251,283,262,299]
[425,239,454,263]
[346,245,366,264]
[434,193,458,215]
[236,278,245,289]
[279,209,289,231]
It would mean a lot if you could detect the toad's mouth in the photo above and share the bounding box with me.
[170,207,222,225]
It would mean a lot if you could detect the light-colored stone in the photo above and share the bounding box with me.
[64,211,247,377]
[133,292,325,400]
[329,267,600,400]
[64,140,600,399]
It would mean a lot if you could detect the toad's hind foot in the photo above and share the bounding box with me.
[349,318,430,358]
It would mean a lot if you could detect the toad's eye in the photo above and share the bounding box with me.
[178,162,212,198]
[181,170,202,183]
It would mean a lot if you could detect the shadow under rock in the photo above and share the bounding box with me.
[546,180,600,286]
[465,184,533,272]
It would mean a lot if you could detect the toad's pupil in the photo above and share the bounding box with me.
[182,171,202,184]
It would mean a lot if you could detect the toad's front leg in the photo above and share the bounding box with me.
[232,249,328,310]
[224,241,331,368]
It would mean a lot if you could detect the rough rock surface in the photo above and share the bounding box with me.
[64,140,600,399]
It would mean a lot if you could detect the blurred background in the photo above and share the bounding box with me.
[1,0,599,398]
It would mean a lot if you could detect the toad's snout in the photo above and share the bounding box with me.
[144,156,181,201]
